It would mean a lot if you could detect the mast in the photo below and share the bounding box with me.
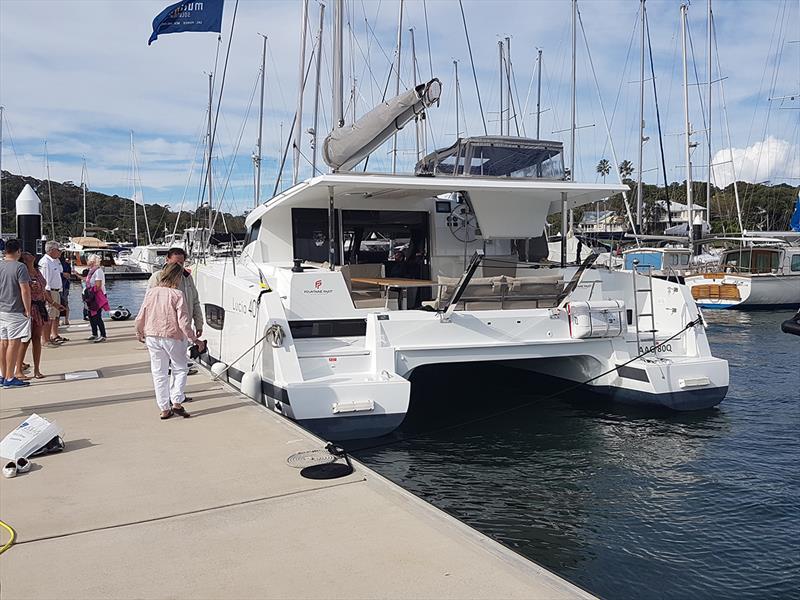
[498,40,504,135]
[43,141,55,240]
[333,0,344,130]
[562,0,577,267]
[293,0,309,185]
[410,27,420,162]
[206,72,213,236]
[391,0,404,174]
[706,0,712,228]
[636,0,646,232]
[311,4,325,174]
[454,60,460,138]
[81,158,87,238]
[255,34,267,209]
[131,132,152,245]
[130,131,139,245]
[535,49,542,139]
[681,3,694,251]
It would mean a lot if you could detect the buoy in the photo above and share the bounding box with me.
[241,371,262,402]
[210,361,228,382]
[15,184,42,256]
[110,306,132,321]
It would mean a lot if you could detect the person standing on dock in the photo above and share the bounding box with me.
[59,252,72,327]
[84,254,110,343]
[136,262,204,420]
[0,239,32,388]
[147,248,202,340]
[16,252,61,380]
[39,241,68,346]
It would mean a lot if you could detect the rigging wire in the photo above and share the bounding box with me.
[645,7,673,225]
[457,0,488,135]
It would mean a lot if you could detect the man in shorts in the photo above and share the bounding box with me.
[39,240,67,346]
[0,239,32,388]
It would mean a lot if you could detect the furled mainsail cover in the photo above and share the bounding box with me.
[323,78,441,172]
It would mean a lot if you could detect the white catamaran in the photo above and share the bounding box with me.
[194,2,729,440]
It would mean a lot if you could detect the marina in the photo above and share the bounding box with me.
[1,0,799,598]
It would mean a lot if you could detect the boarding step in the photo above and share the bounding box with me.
[297,340,374,380]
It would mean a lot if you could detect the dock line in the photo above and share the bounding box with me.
[11,476,365,547]
[0,520,16,555]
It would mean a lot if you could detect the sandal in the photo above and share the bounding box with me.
[160,410,173,420]
[172,406,191,418]
[34,373,46,379]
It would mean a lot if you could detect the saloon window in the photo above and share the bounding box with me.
[205,304,225,331]
[791,254,800,272]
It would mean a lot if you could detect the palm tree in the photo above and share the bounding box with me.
[596,159,611,183]
[619,159,634,180]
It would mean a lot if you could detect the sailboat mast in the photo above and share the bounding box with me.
[206,72,213,234]
[636,0,645,231]
[391,0,404,174]
[333,0,343,130]
[681,3,694,251]
[311,5,325,175]
[454,60,460,138]
[535,49,542,140]
[293,0,309,185]
[410,27,420,162]
[255,34,267,209]
[562,0,577,268]
[44,141,55,240]
[130,131,139,245]
[706,0,712,228]
[498,40,504,136]
[81,158,87,238]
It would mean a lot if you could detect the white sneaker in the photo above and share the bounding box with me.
[86,335,98,341]
[2,462,17,478]
[93,337,107,343]
[16,457,32,474]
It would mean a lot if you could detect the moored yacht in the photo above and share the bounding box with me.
[195,136,729,440]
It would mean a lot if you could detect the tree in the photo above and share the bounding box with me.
[619,160,634,180]
[596,159,611,183]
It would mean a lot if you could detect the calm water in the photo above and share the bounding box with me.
[353,310,800,599]
[89,283,799,597]
[65,278,149,322]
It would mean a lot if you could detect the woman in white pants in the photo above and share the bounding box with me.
[135,263,204,419]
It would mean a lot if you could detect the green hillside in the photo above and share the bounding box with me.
[0,170,246,242]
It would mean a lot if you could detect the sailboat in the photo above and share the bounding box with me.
[192,0,729,440]
[685,194,800,309]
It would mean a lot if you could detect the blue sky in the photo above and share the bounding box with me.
[1,0,798,218]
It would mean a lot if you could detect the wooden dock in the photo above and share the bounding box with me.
[0,320,594,599]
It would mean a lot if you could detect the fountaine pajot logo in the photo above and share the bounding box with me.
[314,279,323,289]
[304,279,333,295]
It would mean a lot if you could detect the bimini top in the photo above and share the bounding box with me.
[415,136,565,179]
[247,172,624,240]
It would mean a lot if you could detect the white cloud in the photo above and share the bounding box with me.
[712,136,800,188]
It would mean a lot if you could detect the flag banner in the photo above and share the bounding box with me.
[148,0,224,46]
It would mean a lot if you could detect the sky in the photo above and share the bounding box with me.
[1,0,798,219]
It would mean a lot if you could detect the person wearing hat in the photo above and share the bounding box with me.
[38,241,68,346]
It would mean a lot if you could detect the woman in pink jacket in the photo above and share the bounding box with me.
[135,263,205,419]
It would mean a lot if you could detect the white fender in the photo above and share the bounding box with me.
[210,362,228,382]
[241,371,262,402]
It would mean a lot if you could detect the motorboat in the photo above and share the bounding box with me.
[130,244,171,274]
[685,242,800,309]
[64,237,149,280]
[195,137,729,440]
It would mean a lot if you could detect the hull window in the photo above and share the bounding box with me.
[289,319,367,338]
[204,304,225,330]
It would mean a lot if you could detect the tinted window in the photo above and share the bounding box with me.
[205,304,225,331]
[791,254,800,272]
[244,219,262,248]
